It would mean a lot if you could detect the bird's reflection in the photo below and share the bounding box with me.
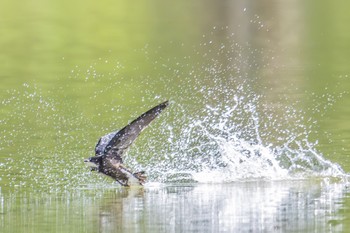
[94,181,346,233]
[97,187,145,233]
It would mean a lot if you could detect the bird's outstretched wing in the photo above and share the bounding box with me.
[95,131,117,156]
[102,100,169,159]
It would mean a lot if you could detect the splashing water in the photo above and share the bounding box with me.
[0,80,347,191]
[128,34,349,183]
[0,37,348,191]
[132,84,347,184]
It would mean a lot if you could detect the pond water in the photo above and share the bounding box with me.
[0,182,348,233]
[1,0,350,232]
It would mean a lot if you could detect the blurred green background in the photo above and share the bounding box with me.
[1,0,350,176]
[1,0,350,232]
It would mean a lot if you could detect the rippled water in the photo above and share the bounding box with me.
[1,181,348,233]
[1,72,347,191]
[2,0,350,232]
[1,77,349,232]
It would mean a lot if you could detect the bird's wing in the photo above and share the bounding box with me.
[103,100,169,159]
[95,131,118,156]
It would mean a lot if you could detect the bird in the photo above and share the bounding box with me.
[84,100,169,187]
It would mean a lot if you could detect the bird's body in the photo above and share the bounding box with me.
[84,101,169,186]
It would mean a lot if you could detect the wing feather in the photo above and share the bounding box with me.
[103,100,169,158]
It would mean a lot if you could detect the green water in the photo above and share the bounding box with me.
[1,0,350,232]
[1,182,347,233]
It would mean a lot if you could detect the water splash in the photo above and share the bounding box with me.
[0,37,348,191]
[0,80,347,191]
[132,84,347,183]
[124,34,349,183]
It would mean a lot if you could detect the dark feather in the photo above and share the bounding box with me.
[95,131,117,156]
[85,100,169,186]
[103,100,169,159]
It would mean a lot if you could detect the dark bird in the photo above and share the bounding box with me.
[84,100,169,186]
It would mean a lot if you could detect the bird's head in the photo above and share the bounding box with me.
[84,155,102,170]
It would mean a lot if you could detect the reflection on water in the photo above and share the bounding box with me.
[1,0,350,232]
[0,181,347,233]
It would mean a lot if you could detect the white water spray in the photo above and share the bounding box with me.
[136,89,347,183]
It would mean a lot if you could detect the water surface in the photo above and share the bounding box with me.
[1,0,350,232]
[1,181,348,233]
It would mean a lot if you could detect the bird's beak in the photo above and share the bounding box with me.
[84,157,99,168]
